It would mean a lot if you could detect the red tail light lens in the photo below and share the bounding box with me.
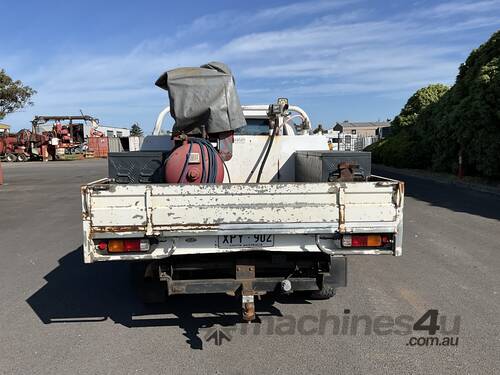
[124,239,141,251]
[342,234,391,247]
[97,241,108,251]
[381,234,390,245]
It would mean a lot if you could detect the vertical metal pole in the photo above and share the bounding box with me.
[0,160,3,185]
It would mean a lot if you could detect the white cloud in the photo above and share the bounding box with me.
[428,0,500,17]
[3,0,499,130]
[175,0,358,38]
[252,0,358,19]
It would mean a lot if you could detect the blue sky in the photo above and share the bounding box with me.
[2,0,499,132]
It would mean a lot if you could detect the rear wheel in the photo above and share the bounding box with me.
[17,153,28,162]
[5,153,16,162]
[308,286,336,300]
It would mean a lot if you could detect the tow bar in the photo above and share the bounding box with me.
[236,263,257,321]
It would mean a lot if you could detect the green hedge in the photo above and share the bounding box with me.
[373,30,500,179]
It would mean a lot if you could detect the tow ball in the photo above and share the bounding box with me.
[242,294,256,321]
[240,280,291,321]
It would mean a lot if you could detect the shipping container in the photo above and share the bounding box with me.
[88,137,109,158]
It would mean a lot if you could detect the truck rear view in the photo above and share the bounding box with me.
[81,62,404,321]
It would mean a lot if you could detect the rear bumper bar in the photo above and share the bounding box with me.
[156,253,347,295]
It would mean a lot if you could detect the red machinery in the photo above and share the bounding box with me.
[0,129,32,162]
[31,115,100,160]
[0,114,99,162]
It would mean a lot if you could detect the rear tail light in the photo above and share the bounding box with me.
[342,234,391,247]
[99,239,150,253]
[97,241,108,251]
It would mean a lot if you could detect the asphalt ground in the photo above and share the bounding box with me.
[0,160,498,374]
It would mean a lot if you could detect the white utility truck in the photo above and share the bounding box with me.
[81,101,404,321]
[81,62,403,320]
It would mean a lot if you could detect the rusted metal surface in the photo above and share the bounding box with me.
[82,176,404,263]
[217,131,234,161]
[242,302,255,321]
[338,162,358,181]
[236,264,255,280]
[315,235,394,256]
[91,226,146,233]
[338,186,346,233]
[88,182,342,228]
[397,181,405,207]
[236,263,256,320]
[237,262,257,321]
[87,137,108,158]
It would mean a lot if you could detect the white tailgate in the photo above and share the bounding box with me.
[85,180,401,235]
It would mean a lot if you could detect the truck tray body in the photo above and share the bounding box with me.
[82,177,404,263]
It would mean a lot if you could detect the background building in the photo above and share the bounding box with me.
[36,122,130,138]
[333,121,391,137]
[88,124,130,138]
[330,121,391,151]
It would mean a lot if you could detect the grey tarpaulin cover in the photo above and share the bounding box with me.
[155,62,246,135]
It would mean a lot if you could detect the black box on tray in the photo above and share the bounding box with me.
[108,151,165,183]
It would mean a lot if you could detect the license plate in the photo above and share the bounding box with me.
[217,234,274,248]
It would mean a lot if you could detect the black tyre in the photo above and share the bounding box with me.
[5,153,16,162]
[308,286,336,300]
[17,153,28,162]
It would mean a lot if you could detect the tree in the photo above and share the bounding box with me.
[0,69,36,120]
[369,84,449,168]
[390,83,448,133]
[130,123,144,136]
[370,30,500,178]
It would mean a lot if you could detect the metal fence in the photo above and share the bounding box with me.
[108,136,144,153]
[356,136,379,151]
[329,134,380,151]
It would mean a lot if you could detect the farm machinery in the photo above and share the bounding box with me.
[0,115,102,162]
[0,129,34,162]
[31,115,101,160]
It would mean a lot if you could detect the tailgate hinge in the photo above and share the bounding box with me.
[338,187,346,233]
[145,186,154,236]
